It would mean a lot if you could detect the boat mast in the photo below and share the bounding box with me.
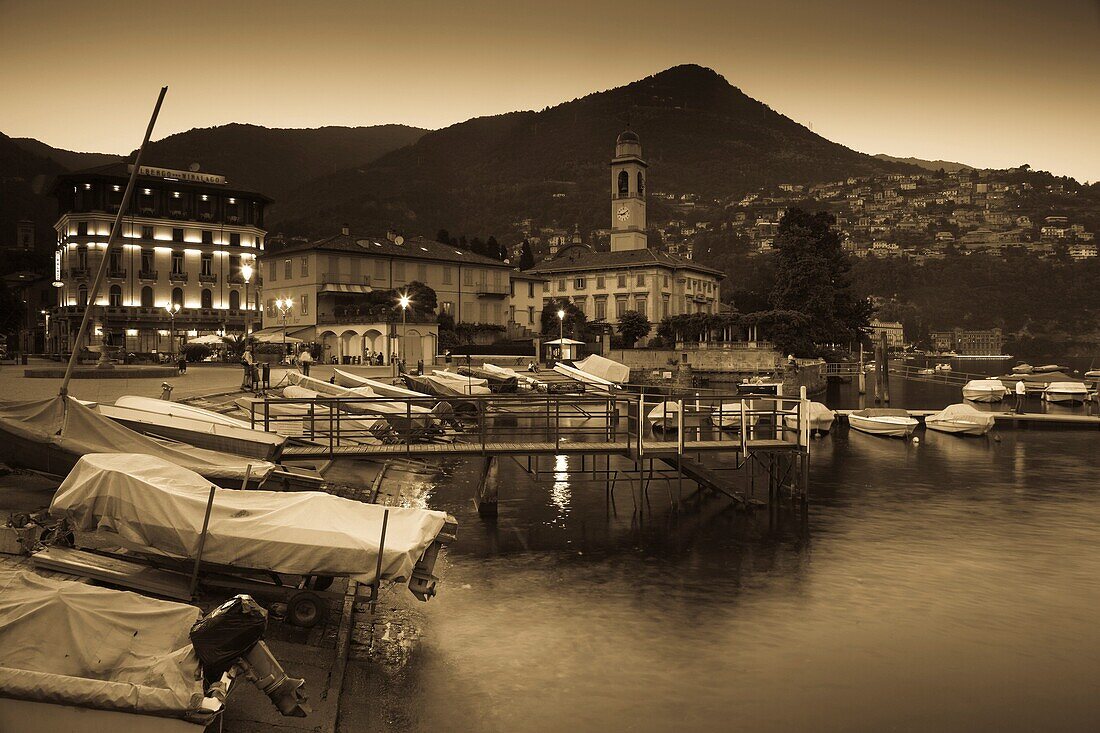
[59,86,168,397]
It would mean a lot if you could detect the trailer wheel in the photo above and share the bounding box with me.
[287,591,328,628]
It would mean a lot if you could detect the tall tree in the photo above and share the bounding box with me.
[540,298,587,339]
[769,208,871,353]
[616,310,652,348]
[486,235,502,261]
[436,228,451,246]
[403,281,438,314]
[519,239,536,269]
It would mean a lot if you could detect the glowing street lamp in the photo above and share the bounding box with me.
[241,260,254,357]
[165,302,181,357]
[398,293,411,370]
[557,307,566,344]
[275,297,293,360]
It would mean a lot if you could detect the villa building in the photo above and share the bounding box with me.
[525,131,723,340]
[257,228,513,364]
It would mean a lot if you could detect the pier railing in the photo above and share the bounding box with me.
[242,390,813,460]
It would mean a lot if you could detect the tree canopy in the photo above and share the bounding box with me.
[616,310,652,348]
[541,298,587,339]
[768,208,871,352]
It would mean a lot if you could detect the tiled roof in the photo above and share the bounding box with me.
[525,244,724,278]
[264,232,513,268]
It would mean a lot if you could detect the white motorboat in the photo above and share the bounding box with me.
[712,402,759,431]
[433,369,487,386]
[848,408,919,438]
[95,402,286,461]
[961,379,1008,403]
[1084,369,1100,379]
[333,368,432,398]
[934,363,952,372]
[552,362,618,394]
[918,368,936,375]
[1011,363,1034,374]
[782,401,836,435]
[925,403,996,436]
[1042,381,1088,404]
[114,395,255,429]
[647,401,681,431]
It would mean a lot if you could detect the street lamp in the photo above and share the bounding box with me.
[275,297,293,363]
[557,307,566,359]
[241,261,254,360]
[398,293,411,370]
[165,302,180,358]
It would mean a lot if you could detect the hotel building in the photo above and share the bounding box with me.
[51,164,268,354]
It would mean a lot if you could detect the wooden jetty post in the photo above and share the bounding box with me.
[474,455,498,517]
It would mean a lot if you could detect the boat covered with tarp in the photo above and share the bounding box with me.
[961,379,1008,403]
[925,403,996,436]
[51,453,454,592]
[0,569,225,730]
[404,372,491,397]
[456,365,518,393]
[0,396,274,487]
[552,362,619,394]
[782,401,836,434]
[572,354,630,385]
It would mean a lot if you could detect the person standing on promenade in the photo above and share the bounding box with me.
[241,350,254,391]
[261,361,271,390]
[1015,379,1027,413]
[299,348,313,377]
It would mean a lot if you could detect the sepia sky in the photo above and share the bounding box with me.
[1,0,1098,180]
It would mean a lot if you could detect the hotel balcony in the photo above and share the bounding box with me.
[198,273,218,284]
[53,304,251,324]
[168,271,189,283]
[107,269,127,280]
[68,268,89,279]
[475,281,510,298]
[138,269,158,281]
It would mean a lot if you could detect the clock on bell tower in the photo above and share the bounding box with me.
[610,129,648,252]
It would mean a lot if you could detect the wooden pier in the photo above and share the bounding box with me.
[232,389,814,516]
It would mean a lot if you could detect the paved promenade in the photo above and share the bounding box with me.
[0,359,330,403]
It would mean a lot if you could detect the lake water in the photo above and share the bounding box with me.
[343,377,1100,732]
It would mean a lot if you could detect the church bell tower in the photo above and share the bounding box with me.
[610,129,648,252]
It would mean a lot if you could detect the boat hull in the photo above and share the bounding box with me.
[848,415,917,438]
[0,694,209,732]
[925,419,992,436]
[1042,392,1085,404]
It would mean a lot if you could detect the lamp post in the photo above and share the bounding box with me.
[557,307,565,361]
[398,293,410,371]
[275,297,293,363]
[241,262,254,361]
[165,302,180,358]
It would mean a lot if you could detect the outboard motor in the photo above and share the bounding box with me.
[190,595,310,717]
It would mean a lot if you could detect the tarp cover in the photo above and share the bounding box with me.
[0,396,273,484]
[0,570,207,719]
[927,403,996,426]
[574,354,630,384]
[52,453,449,584]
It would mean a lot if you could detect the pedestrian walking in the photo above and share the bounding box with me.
[177,353,187,374]
[299,348,313,376]
[241,351,255,391]
[261,361,271,390]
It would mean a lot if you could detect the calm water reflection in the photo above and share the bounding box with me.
[363,377,1100,733]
